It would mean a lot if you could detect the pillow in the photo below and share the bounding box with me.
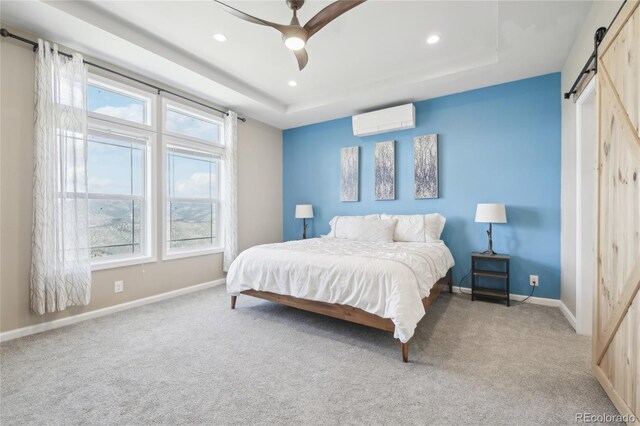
[327,214,380,237]
[424,213,446,241]
[380,214,425,242]
[332,217,396,242]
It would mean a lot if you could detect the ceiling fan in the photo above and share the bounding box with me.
[214,0,366,70]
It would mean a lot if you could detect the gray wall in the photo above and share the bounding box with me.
[0,35,282,333]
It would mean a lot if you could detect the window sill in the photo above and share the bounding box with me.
[162,247,224,261]
[91,256,157,272]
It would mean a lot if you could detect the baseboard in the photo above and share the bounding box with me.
[451,286,561,307]
[0,279,226,343]
[559,301,577,330]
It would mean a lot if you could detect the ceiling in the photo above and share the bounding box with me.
[1,0,591,129]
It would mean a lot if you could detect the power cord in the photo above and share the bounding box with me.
[520,284,535,302]
[456,268,472,295]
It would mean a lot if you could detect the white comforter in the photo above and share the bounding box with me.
[226,238,455,342]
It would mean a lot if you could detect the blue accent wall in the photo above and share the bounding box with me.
[283,73,561,299]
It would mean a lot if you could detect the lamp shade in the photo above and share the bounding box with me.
[295,204,314,219]
[475,203,507,223]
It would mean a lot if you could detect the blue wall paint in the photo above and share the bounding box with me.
[283,73,561,299]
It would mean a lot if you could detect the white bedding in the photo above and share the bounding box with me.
[227,238,455,342]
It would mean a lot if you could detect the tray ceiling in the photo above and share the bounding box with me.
[0,1,591,128]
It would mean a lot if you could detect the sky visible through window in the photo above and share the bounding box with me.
[87,88,220,199]
[167,150,218,249]
[87,84,222,258]
[166,107,220,143]
[87,133,145,258]
[86,139,219,202]
[87,136,143,196]
[88,85,221,145]
[88,84,145,124]
[168,151,217,199]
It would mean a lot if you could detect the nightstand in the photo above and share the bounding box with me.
[471,252,510,306]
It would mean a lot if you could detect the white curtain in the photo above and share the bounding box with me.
[223,111,238,272]
[31,40,91,315]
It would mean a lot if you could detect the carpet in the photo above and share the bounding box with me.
[0,285,620,425]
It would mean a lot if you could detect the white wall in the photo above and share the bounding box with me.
[0,31,282,333]
[560,0,622,317]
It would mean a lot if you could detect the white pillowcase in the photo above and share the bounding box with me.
[330,216,396,242]
[327,214,379,237]
[326,213,445,242]
[424,213,446,241]
[380,213,446,242]
[380,214,425,242]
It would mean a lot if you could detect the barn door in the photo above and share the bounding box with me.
[594,1,640,422]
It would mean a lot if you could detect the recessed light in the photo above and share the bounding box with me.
[288,80,298,87]
[427,35,440,45]
[213,33,227,42]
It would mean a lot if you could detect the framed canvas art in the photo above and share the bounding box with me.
[414,134,438,199]
[340,146,359,202]
[374,141,395,200]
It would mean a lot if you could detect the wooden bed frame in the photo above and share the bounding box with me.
[230,269,452,363]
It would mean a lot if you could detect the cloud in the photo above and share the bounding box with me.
[87,175,131,192]
[94,104,144,123]
[88,176,116,192]
[175,172,212,198]
[166,111,217,141]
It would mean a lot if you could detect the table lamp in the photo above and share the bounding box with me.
[475,203,507,256]
[295,204,314,239]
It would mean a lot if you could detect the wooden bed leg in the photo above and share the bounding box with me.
[231,295,237,310]
[401,342,409,363]
[448,269,453,293]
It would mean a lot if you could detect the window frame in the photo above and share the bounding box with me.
[87,74,156,131]
[161,98,225,148]
[86,76,157,271]
[161,101,225,261]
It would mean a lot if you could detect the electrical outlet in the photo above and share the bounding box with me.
[529,275,539,287]
[114,280,124,293]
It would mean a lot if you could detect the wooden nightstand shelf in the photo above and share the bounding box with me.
[471,252,510,306]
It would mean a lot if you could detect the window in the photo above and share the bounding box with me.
[166,146,220,251]
[88,75,153,127]
[87,75,156,270]
[164,102,223,145]
[84,74,224,267]
[87,130,146,259]
[162,99,224,259]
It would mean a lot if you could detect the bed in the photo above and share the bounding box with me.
[227,223,455,362]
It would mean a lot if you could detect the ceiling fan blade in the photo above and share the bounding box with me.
[214,0,289,33]
[293,48,309,70]
[303,0,366,39]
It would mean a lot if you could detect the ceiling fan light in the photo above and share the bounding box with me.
[284,37,306,51]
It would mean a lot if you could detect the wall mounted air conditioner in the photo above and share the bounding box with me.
[352,103,415,137]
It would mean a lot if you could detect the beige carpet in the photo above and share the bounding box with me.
[1,285,620,425]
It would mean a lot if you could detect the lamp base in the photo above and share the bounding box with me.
[483,223,496,255]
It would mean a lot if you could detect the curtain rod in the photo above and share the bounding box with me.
[0,28,247,122]
[563,0,626,100]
